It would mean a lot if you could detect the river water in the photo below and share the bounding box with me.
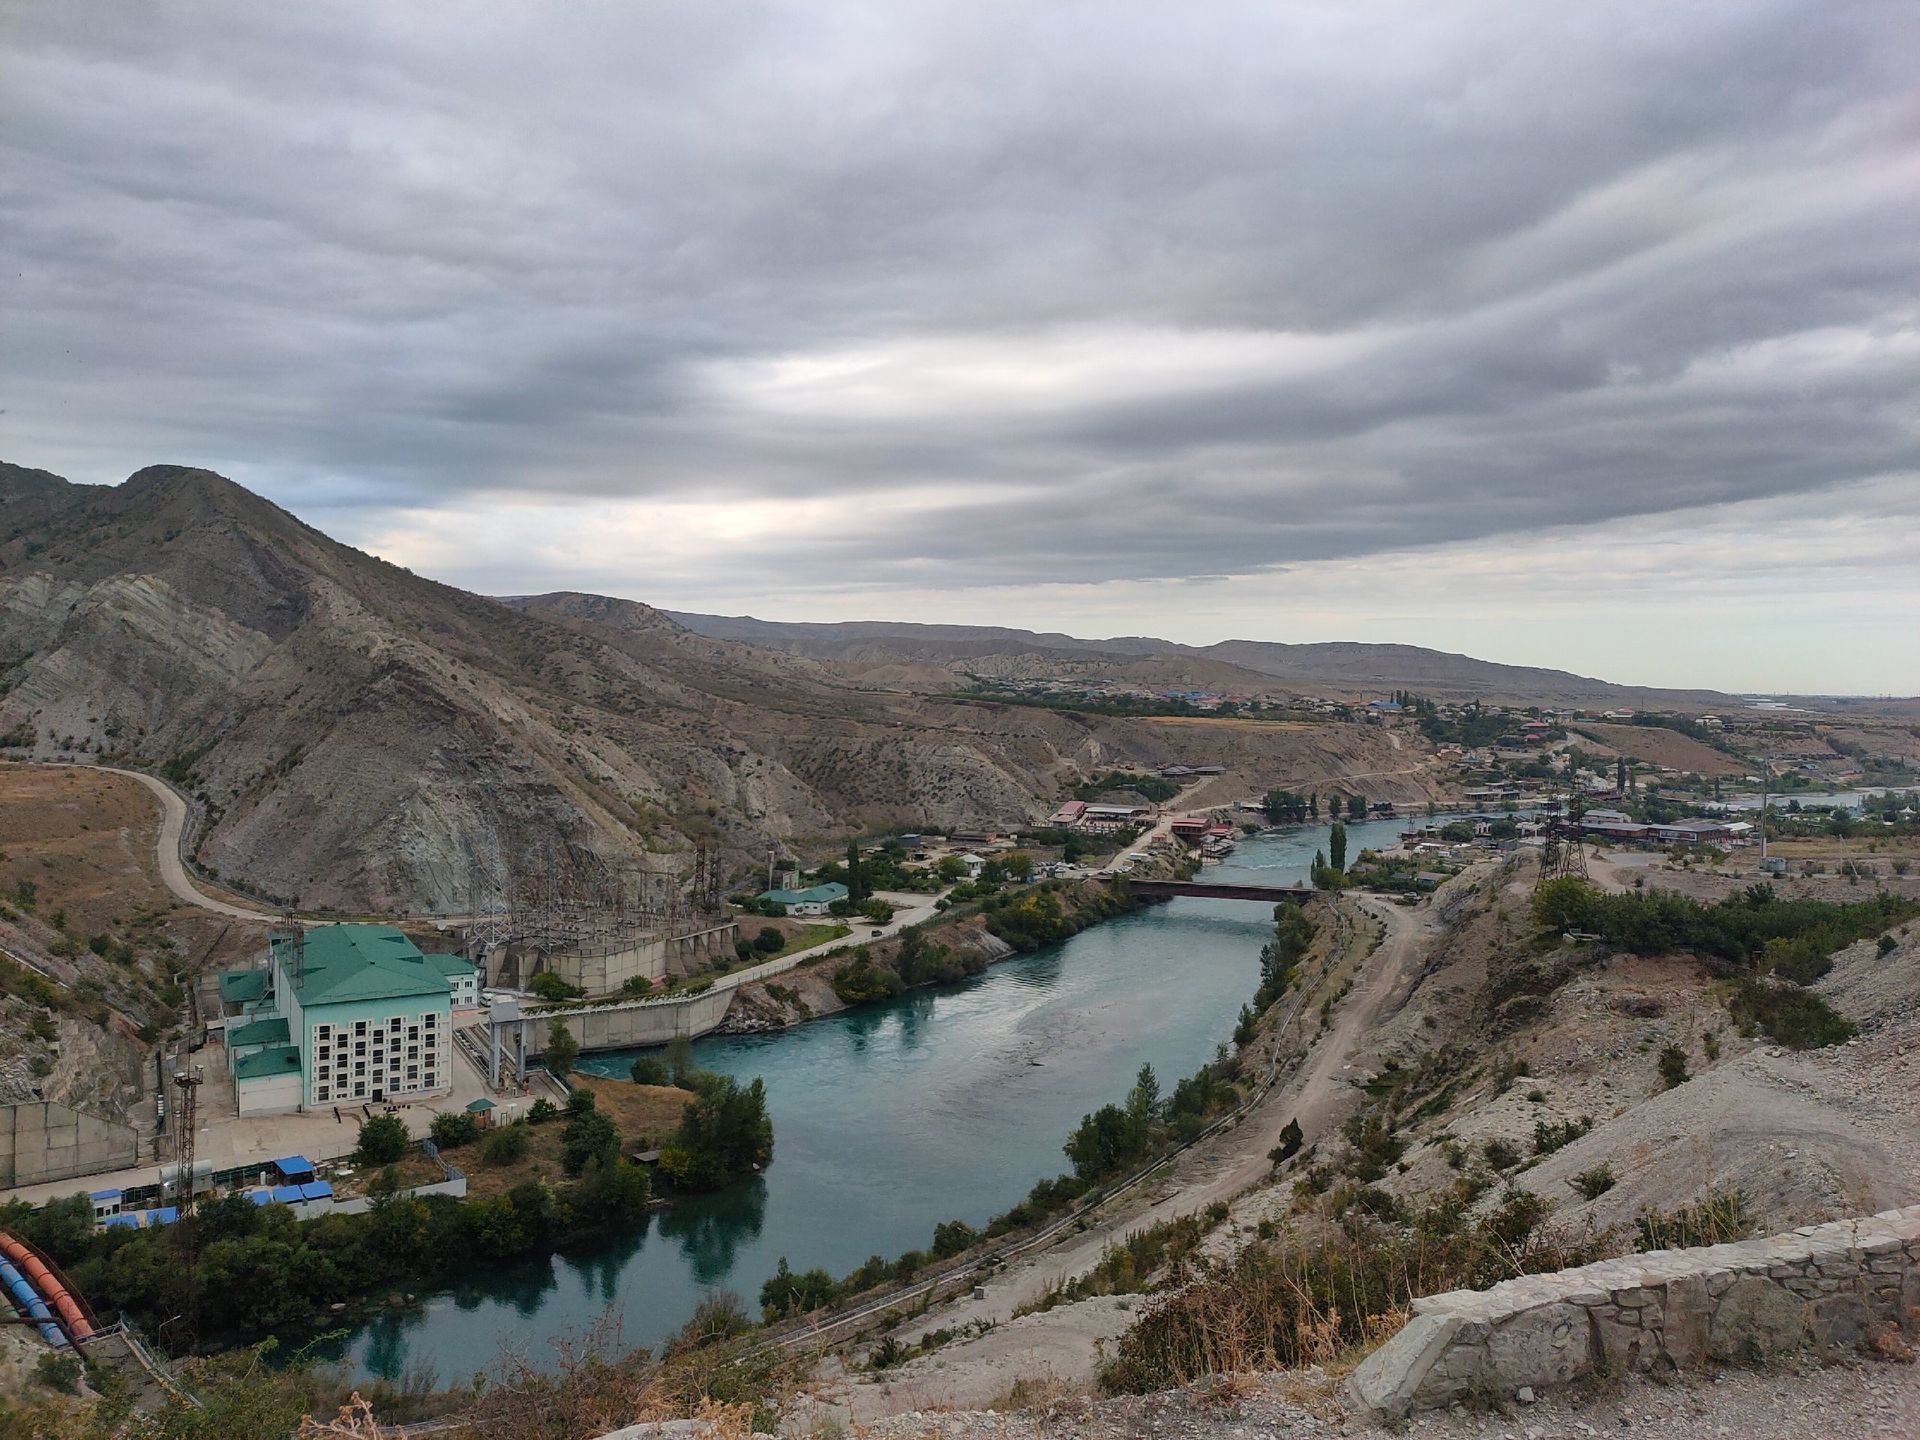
[334,813,1421,1384]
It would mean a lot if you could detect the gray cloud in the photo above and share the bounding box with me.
[2,1,1917,643]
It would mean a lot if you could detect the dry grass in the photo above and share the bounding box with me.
[0,764,172,934]
[456,1075,692,1200]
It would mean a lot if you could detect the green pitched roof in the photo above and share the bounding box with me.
[272,925,452,1007]
[759,882,848,905]
[422,952,476,979]
[227,1016,289,1048]
[233,1044,302,1081]
[219,969,268,1003]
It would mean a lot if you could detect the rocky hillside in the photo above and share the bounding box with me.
[0,464,1430,912]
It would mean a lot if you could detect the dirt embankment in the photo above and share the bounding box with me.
[0,763,265,1115]
[1572,721,1750,776]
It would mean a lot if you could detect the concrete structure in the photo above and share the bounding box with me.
[1350,1204,1920,1419]
[0,1102,139,1190]
[219,925,477,1115]
[504,984,736,1060]
[489,919,737,996]
[759,883,847,917]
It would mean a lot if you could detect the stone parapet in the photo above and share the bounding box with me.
[1350,1204,1920,1418]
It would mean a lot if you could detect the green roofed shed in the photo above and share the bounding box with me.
[219,969,268,1004]
[233,1044,302,1081]
[227,1016,290,1048]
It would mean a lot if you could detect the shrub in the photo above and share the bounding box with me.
[1570,1164,1616,1200]
[1098,1190,1611,1393]
[758,1256,836,1320]
[1635,1187,1754,1251]
[1531,1116,1592,1156]
[34,1351,82,1393]
[528,971,585,1002]
[754,926,785,954]
[429,1111,480,1150]
[482,1124,530,1166]
[355,1113,409,1165]
[1482,1137,1522,1170]
[1657,1044,1689,1089]
[1268,1118,1304,1171]
[679,1289,753,1347]
[1730,980,1855,1049]
[1879,934,1898,956]
[629,1056,671,1086]
[528,1097,560,1123]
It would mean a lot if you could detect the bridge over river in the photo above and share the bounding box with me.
[1125,879,1316,903]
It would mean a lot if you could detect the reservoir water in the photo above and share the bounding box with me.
[334,812,1422,1384]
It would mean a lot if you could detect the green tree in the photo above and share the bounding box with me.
[529,970,585,1002]
[1125,1062,1161,1146]
[1348,793,1367,820]
[428,1111,479,1150]
[754,925,786,953]
[759,1255,836,1319]
[1329,821,1347,873]
[355,1113,408,1165]
[630,1055,671,1086]
[659,1073,774,1190]
[544,1019,579,1076]
[664,1035,694,1086]
[846,839,866,904]
[561,1105,619,1175]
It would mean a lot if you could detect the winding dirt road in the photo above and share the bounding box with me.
[92,764,279,921]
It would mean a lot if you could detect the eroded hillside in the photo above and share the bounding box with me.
[0,465,1440,910]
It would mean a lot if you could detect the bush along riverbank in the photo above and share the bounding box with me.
[719,875,1149,1033]
[1,1074,772,1355]
[750,899,1323,1331]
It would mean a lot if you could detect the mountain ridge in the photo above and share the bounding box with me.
[0,463,1441,909]
[665,611,1735,707]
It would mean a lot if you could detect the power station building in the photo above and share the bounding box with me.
[218,925,477,1115]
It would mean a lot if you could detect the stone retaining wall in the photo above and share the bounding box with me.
[1351,1203,1920,1418]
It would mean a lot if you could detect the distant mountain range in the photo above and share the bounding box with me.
[667,612,1737,708]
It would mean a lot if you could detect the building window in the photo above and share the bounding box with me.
[355,1020,367,1035]
[317,1086,329,1102]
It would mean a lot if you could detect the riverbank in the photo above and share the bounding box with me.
[715,873,1153,1036]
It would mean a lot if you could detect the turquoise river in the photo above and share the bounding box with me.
[335,812,1429,1384]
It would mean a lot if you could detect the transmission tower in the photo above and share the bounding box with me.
[172,1065,204,1347]
[1537,789,1589,886]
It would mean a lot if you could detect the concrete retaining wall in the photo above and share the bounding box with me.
[1351,1204,1920,1418]
[0,1100,139,1189]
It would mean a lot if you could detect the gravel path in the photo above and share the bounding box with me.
[852,1357,1920,1438]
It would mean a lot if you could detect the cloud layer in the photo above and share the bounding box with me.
[3,2,1916,688]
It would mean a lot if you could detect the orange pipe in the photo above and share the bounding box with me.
[0,1233,92,1340]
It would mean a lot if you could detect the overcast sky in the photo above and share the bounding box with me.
[4,2,1916,693]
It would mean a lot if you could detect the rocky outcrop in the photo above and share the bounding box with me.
[1350,1204,1920,1418]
